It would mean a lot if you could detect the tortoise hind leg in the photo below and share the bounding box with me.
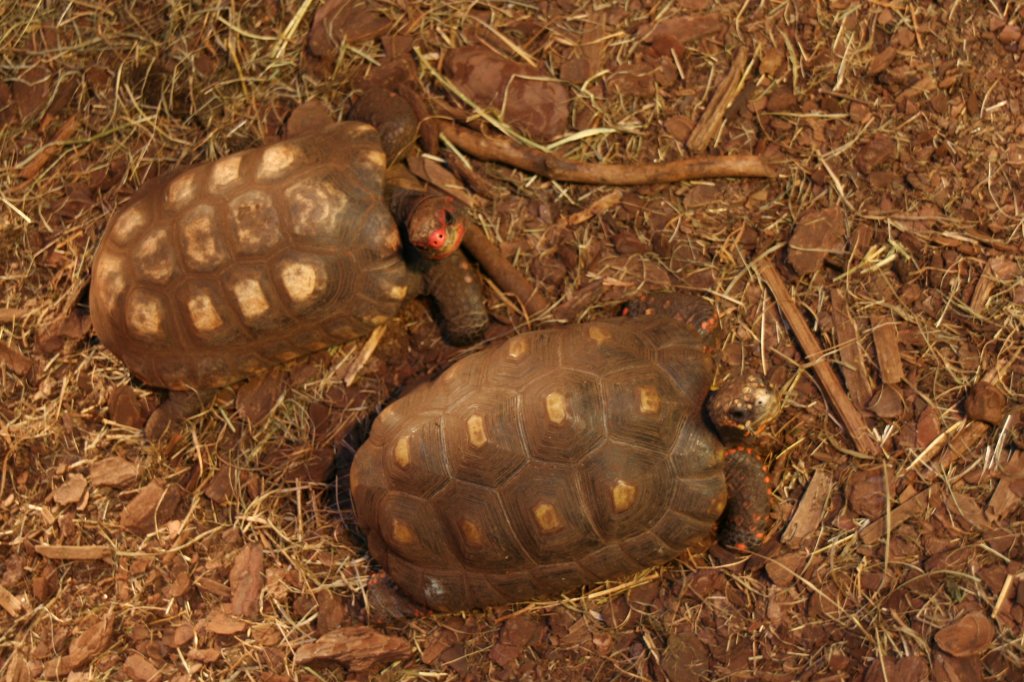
[717,446,771,551]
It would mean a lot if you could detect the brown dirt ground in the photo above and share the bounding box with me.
[2,1,1023,680]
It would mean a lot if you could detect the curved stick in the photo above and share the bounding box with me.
[439,122,775,185]
[461,223,548,317]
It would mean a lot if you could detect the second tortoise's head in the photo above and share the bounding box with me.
[406,194,465,260]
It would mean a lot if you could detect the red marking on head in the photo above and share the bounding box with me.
[755,532,765,540]
[734,542,749,552]
[427,225,447,250]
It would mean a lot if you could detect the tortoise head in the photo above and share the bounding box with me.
[707,371,779,444]
[406,195,465,260]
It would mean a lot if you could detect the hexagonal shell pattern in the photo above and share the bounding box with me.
[89,121,411,389]
[349,315,730,612]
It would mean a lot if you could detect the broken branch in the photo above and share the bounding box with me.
[439,122,775,185]
[461,222,548,316]
[757,259,881,457]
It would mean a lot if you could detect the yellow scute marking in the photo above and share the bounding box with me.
[507,337,528,360]
[232,278,270,319]
[459,519,484,548]
[588,325,610,345]
[391,518,415,545]
[611,479,637,513]
[392,436,410,469]
[467,415,487,447]
[545,392,567,424]
[187,294,223,332]
[639,386,660,414]
[532,502,563,533]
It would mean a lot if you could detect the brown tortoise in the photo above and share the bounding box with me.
[350,293,778,612]
[90,93,487,390]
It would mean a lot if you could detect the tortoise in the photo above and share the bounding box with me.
[349,293,778,612]
[89,92,488,390]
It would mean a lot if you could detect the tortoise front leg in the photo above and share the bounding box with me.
[717,446,772,552]
[421,250,488,346]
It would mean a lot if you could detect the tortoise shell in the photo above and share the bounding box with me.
[349,314,731,611]
[90,122,413,389]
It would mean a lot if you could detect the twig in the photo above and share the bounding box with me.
[439,122,775,185]
[17,115,80,183]
[757,259,881,457]
[461,222,548,316]
[687,46,751,152]
[344,326,387,387]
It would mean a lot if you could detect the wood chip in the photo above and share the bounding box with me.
[307,0,390,56]
[758,260,881,456]
[444,45,570,142]
[764,552,806,587]
[89,456,138,488]
[781,469,832,546]
[203,466,236,504]
[107,385,147,429]
[969,256,1020,313]
[203,609,248,635]
[4,652,31,682]
[187,648,222,663]
[34,544,111,561]
[119,481,184,536]
[229,544,264,619]
[687,46,750,152]
[788,207,846,275]
[236,368,285,425]
[870,313,905,385]
[195,576,233,598]
[122,653,160,682]
[642,14,724,55]
[0,584,24,617]
[859,486,931,544]
[0,340,33,376]
[17,115,79,182]
[988,451,1024,521]
[829,289,873,407]
[934,611,995,657]
[964,381,1006,425]
[936,421,991,470]
[163,622,195,648]
[293,626,410,671]
[316,591,348,635]
[68,614,113,668]
[52,473,87,506]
